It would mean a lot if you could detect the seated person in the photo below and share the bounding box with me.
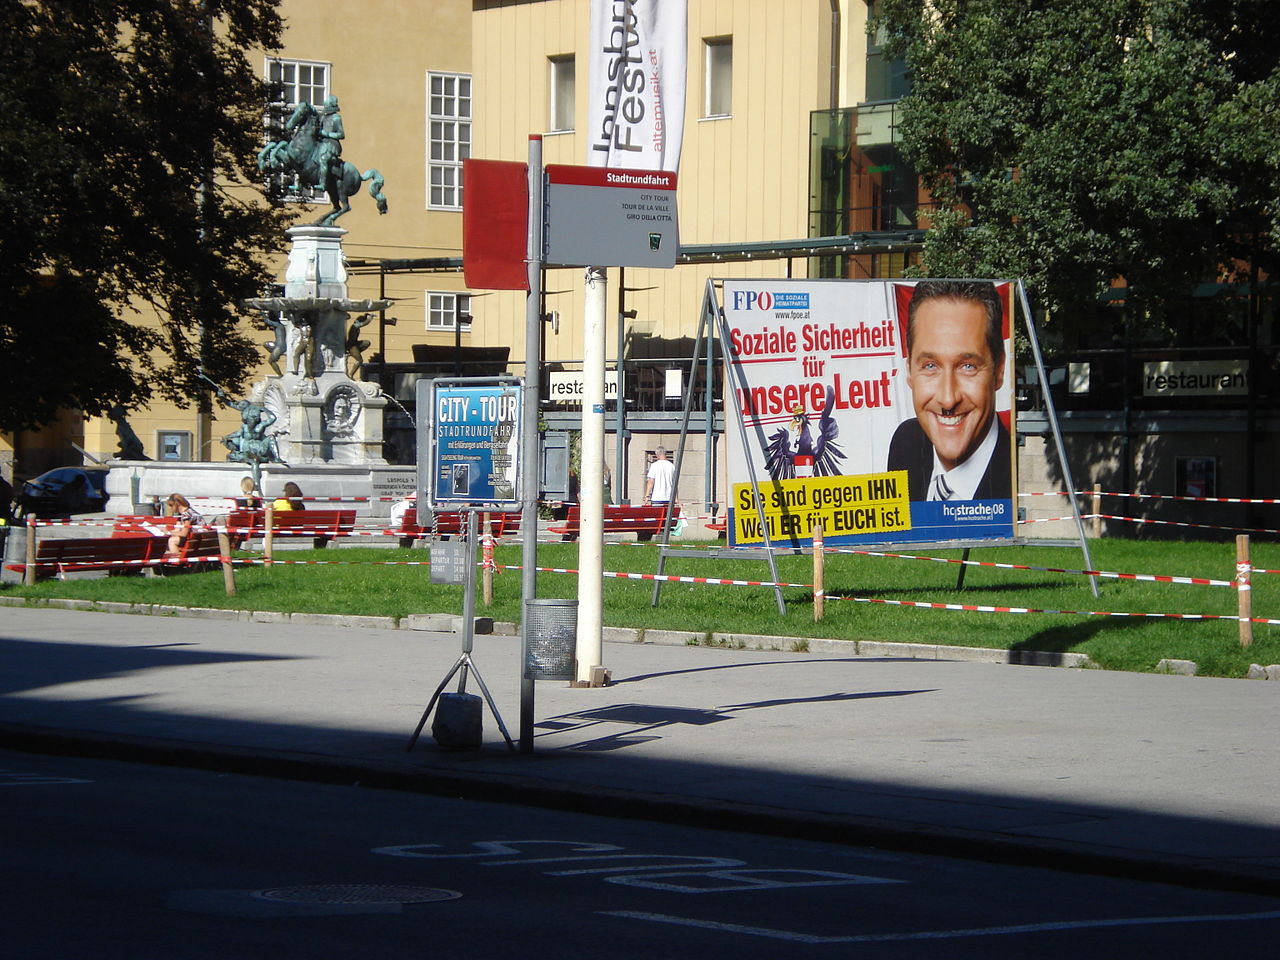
[235,476,263,510]
[272,481,306,511]
[390,491,417,527]
[163,493,204,556]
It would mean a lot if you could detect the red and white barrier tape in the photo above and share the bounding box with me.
[15,556,1271,625]
[1093,513,1280,536]
[1017,514,1094,524]
[827,594,1280,625]
[497,564,812,589]
[11,557,223,572]
[1022,490,1280,506]
[827,547,1238,587]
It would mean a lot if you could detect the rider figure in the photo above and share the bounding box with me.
[314,95,345,190]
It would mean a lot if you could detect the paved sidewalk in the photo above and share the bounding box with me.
[1,604,1278,894]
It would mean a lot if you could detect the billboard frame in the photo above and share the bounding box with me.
[651,278,1098,610]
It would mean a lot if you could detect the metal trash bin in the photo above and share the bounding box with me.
[524,598,577,680]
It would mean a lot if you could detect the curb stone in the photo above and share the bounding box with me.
[290,613,399,631]
[710,632,785,650]
[92,601,138,615]
[402,614,495,634]
[602,626,642,644]
[642,629,708,646]
[182,607,249,622]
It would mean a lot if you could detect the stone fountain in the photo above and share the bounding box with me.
[240,224,391,467]
[102,97,415,515]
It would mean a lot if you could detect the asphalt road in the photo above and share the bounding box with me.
[5,749,1278,959]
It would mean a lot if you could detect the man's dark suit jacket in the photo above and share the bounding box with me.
[886,417,1012,502]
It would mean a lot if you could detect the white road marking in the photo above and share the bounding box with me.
[372,840,623,859]
[0,770,92,786]
[605,869,905,893]
[510,855,746,875]
[601,908,1280,944]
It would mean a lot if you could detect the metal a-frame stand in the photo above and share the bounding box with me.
[652,277,1098,610]
[653,279,791,613]
[405,508,516,752]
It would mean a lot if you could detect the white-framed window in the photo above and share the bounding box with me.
[428,72,471,210]
[549,55,576,132]
[427,291,473,331]
[265,57,331,201]
[704,37,732,118]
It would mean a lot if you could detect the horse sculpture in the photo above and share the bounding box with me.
[258,99,388,226]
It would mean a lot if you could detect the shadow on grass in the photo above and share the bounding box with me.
[1013,615,1150,655]
[825,578,1069,601]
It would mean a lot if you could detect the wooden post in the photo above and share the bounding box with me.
[1091,488,1101,539]
[24,516,37,587]
[263,506,274,565]
[1237,534,1253,648]
[481,512,494,607]
[217,530,236,596]
[812,521,825,622]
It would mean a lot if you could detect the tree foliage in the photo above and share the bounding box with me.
[0,0,291,433]
[873,0,1280,329]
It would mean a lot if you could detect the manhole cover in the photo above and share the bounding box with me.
[254,884,461,905]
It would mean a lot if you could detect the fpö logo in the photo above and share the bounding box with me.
[730,290,810,311]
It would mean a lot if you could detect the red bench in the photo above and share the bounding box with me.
[3,535,163,580]
[112,515,183,538]
[4,524,220,581]
[548,505,670,542]
[225,509,356,548]
[112,516,222,568]
[384,508,521,547]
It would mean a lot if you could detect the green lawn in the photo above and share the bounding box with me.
[4,537,1278,678]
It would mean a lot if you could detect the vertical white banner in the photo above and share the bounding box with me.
[587,0,687,172]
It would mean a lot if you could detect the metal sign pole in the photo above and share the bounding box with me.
[519,135,545,753]
[1016,281,1099,598]
[406,510,515,752]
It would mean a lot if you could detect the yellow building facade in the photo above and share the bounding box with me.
[470,0,876,504]
[472,0,871,362]
[5,0,879,511]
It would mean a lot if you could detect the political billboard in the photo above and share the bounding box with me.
[723,279,1016,548]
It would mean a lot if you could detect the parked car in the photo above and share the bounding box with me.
[14,467,110,518]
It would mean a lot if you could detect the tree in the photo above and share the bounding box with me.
[0,0,292,433]
[873,0,1280,337]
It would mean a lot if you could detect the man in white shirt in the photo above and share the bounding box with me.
[643,446,676,505]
